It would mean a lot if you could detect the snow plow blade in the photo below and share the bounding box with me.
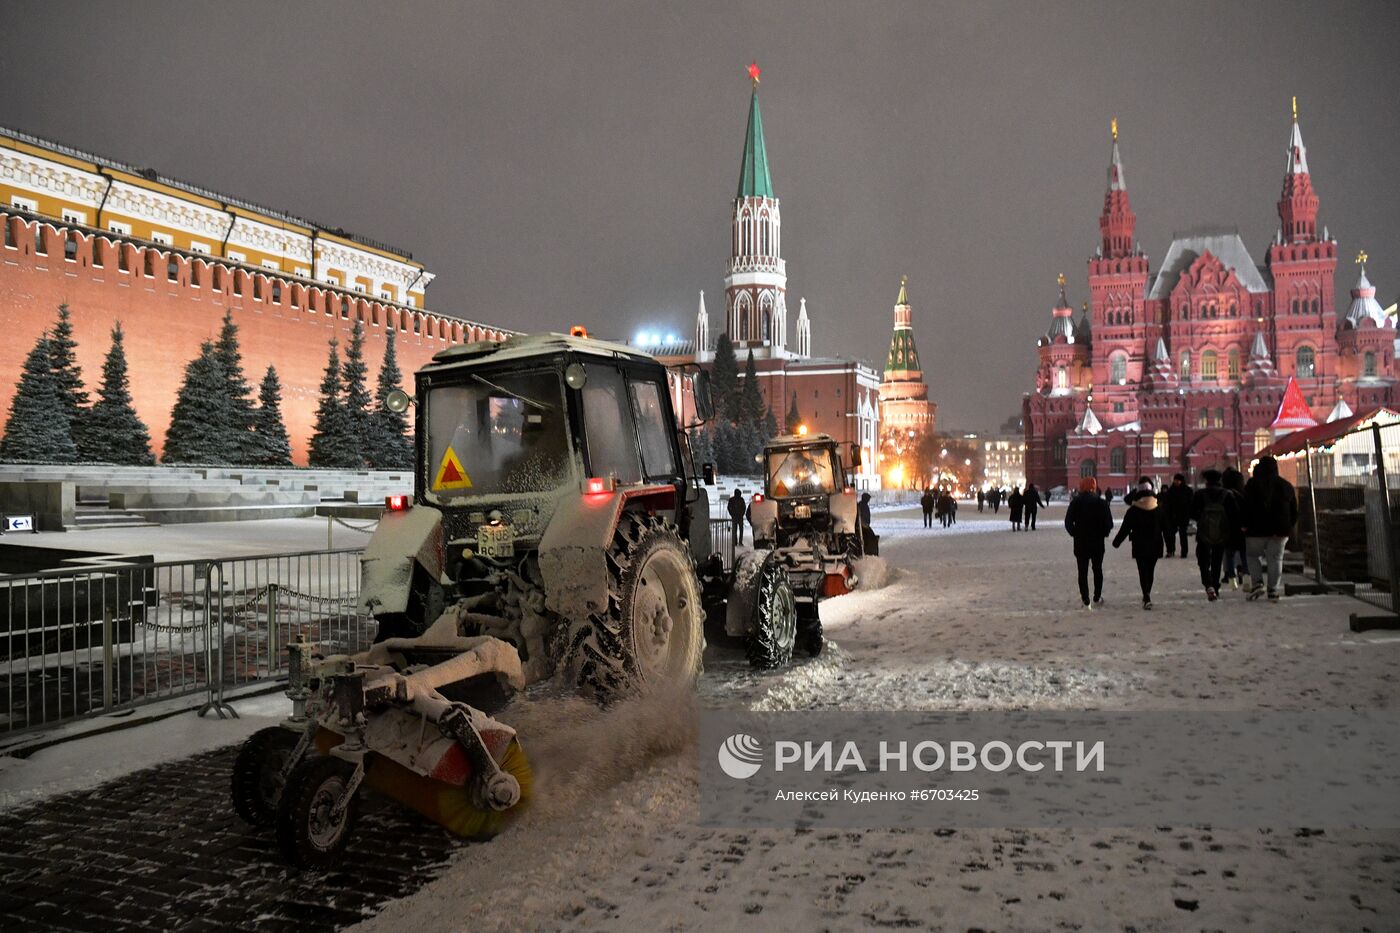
[363,739,533,839]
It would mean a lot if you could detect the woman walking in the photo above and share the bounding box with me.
[1221,466,1249,590]
[1065,477,1114,608]
[1113,483,1164,610]
[1008,486,1025,531]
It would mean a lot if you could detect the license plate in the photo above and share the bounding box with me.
[476,524,515,559]
[793,504,812,519]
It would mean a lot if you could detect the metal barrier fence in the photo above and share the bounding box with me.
[1292,419,1400,619]
[1,548,370,736]
[709,518,735,570]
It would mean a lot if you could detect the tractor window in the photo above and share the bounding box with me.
[582,365,642,484]
[424,371,570,502]
[629,379,678,480]
[766,445,837,498]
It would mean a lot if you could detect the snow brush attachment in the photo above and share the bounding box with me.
[363,737,533,839]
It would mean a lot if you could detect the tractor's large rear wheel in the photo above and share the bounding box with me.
[745,556,797,669]
[560,513,704,699]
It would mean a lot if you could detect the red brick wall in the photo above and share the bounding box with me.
[1,214,507,465]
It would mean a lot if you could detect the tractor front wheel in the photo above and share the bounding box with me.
[276,756,360,868]
[745,556,797,670]
[231,726,301,827]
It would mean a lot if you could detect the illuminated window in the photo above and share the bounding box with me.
[1296,345,1315,379]
[1179,350,1191,380]
[1198,408,1208,428]
[1254,428,1271,454]
[1202,350,1217,380]
[1152,430,1170,461]
[1055,366,1068,390]
[1227,348,1240,381]
[1213,408,1224,428]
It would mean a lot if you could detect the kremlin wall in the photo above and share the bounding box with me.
[0,127,510,465]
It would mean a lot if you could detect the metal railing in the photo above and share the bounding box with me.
[1292,420,1400,621]
[1,548,370,736]
[709,518,736,570]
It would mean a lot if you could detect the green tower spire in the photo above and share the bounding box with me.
[736,63,774,199]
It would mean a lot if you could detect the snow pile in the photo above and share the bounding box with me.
[851,555,890,590]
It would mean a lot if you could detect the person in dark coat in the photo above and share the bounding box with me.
[1162,473,1194,557]
[989,487,1002,513]
[920,488,935,529]
[1242,455,1299,601]
[858,491,873,530]
[1008,486,1024,531]
[1220,466,1249,590]
[1123,476,1153,506]
[1191,469,1241,600]
[1065,476,1114,608]
[977,488,986,513]
[1023,482,1046,530]
[1112,484,1164,609]
[727,489,747,547]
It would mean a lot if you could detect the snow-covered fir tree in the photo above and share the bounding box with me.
[250,365,293,467]
[711,333,740,422]
[341,320,372,467]
[785,392,801,433]
[369,328,413,469]
[49,304,95,459]
[0,334,78,463]
[214,308,255,462]
[87,323,153,465]
[164,341,238,463]
[308,338,358,468]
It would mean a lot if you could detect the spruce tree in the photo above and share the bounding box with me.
[739,350,766,425]
[785,392,802,434]
[49,304,94,458]
[341,320,372,466]
[763,404,779,441]
[0,334,78,463]
[164,342,238,463]
[87,323,154,465]
[711,332,740,423]
[308,338,357,468]
[214,308,255,462]
[250,365,293,467]
[370,328,413,469]
[714,420,738,475]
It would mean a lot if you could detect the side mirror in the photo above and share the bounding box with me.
[849,443,862,469]
[693,371,714,421]
[702,462,716,486]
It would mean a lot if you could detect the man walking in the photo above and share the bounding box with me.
[1065,476,1114,609]
[977,488,986,513]
[1162,473,1194,558]
[1023,482,1046,530]
[920,487,935,529]
[1221,466,1250,590]
[1242,455,1299,601]
[1191,469,1240,601]
[727,489,747,547]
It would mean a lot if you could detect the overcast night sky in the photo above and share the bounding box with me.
[3,0,1397,430]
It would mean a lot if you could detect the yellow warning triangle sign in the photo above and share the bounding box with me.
[433,446,473,490]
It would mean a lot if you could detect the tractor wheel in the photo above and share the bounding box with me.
[796,601,824,658]
[276,756,360,868]
[745,557,797,670]
[559,513,704,700]
[231,726,300,827]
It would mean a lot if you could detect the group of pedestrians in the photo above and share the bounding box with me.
[1007,483,1047,532]
[919,488,959,528]
[1064,456,1299,610]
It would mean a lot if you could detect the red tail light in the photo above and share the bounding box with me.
[752,493,764,503]
[385,495,410,511]
[586,477,612,495]
[843,486,854,495]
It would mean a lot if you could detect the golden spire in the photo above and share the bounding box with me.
[1057,272,1067,288]
[1111,117,1118,141]
[1292,95,1298,122]
[1357,250,1368,271]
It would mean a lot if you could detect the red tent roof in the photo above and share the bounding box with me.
[1256,405,1400,459]
[1270,375,1319,432]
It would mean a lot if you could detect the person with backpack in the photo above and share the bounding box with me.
[1112,481,1164,609]
[1242,455,1299,601]
[1191,469,1241,600]
[1065,476,1114,608]
[1220,466,1250,590]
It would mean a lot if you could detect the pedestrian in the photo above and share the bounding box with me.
[1023,482,1046,530]
[1065,476,1114,609]
[1105,488,1115,505]
[1008,486,1024,531]
[990,487,1002,514]
[1123,476,1154,506]
[1242,455,1299,601]
[1220,466,1250,591]
[1162,473,1194,558]
[1190,469,1240,601]
[938,490,953,528]
[1112,480,1164,609]
[727,489,747,547]
[920,487,935,529]
[858,491,873,533]
[977,488,986,513]
[950,495,959,525]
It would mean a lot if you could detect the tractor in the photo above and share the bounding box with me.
[230,331,792,865]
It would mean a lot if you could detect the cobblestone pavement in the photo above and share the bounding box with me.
[0,746,463,931]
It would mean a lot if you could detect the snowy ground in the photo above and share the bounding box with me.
[358,504,1400,932]
[4,504,1398,930]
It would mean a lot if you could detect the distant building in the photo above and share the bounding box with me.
[878,276,938,434]
[0,126,510,463]
[983,437,1027,489]
[654,65,880,487]
[1022,106,1395,492]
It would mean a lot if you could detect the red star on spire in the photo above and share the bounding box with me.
[747,61,761,86]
